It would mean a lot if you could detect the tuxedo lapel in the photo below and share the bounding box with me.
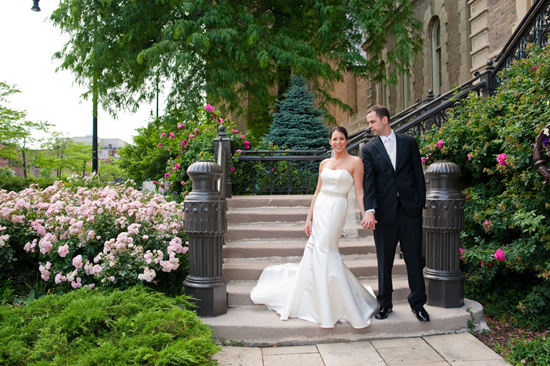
[395,134,405,171]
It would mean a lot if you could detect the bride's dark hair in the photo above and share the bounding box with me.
[329,126,349,140]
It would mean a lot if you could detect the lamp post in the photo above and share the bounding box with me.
[31,0,41,12]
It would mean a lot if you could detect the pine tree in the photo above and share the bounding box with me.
[265,76,329,151]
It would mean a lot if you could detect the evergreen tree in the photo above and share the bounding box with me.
[265,76,328,151]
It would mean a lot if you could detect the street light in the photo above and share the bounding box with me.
[31,0,41,12]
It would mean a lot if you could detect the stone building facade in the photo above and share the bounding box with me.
[330,0,535,135]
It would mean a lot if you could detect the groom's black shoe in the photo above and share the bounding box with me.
[413,307,430,322]
[375,307,392,320]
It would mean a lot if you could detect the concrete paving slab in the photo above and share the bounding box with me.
[261,345,318,355]
[371,337,428,349]
[317,341,386,366]
[262,352,326,366]
[424,333,507,364]
[452,360,510,366]
[214,346,263,366]
[375,341,447,365]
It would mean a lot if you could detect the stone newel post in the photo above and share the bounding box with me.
[423,161,465,308]
[183,160,228,316]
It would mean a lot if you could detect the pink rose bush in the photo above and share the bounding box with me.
[0,175,188,293]
[153,103,257,200]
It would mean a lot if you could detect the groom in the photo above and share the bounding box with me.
[360,104,429,322]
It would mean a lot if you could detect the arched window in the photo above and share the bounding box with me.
[431,18,442,96]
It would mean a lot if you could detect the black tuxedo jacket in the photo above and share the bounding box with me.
[361,133,426,224]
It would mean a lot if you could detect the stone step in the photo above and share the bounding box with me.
[201,300,486,346]
[227,195,312,209]
[222,254,405,281]
[223,237,376,258]
[225,223,371,241]
[226,275,410,307]
[227,207,310,224]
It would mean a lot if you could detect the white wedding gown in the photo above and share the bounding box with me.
[250,168,378,328]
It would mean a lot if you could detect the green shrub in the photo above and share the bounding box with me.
[0,176,55,192]
[507,333,550,366]
[418,43,550,330]
[0,286,220,365]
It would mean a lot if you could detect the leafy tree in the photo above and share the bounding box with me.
[0,82,52,178]
[119,116,172,186]
[264,76,329,150]
[50,0,422,135]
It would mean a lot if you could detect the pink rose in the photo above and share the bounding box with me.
[230,166,236,172]
[232,129,239,134]
[219,118,224,124]
[421,157,426,163]
[494,248,506,261]
[160,132,166,138]
[467,153,472,161]
[189,133,195,139]
[240,134,246,139]
[169,132,175,139]
[496,153,507,166]
[158,143,163,148]
[181,139,187,146]
[165,173,169,179]
[436,140,444,148]
[177,124,184,129]
[58,244,69,258]
[72,255,83,269]
[483,220,491,231]
[204,104,214,113]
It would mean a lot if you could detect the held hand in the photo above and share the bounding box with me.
[304,220,312,236]
[361,211,377,230]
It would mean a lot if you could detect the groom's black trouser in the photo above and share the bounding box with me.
[373,202,427,310]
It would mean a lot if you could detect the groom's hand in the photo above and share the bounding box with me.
[361,211,377,230]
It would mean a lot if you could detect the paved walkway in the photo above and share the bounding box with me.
[214,333,510,366]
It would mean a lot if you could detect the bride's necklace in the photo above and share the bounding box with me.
[334,155,347,166]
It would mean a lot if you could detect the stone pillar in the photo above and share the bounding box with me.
[423,161,465,308]
[213,125,232,198]
[183,161,228,316]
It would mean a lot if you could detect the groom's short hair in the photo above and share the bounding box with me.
[367,104,390,121]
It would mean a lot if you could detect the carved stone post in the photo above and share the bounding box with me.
[423,161,465,308]
[183,161,228,316]
[213,125,232,198]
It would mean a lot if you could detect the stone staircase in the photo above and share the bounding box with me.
[201,195,486,346]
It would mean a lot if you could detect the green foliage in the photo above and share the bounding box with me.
[0,167,15,178]
[0,286,220,366]
[0,176,55,192]
[50,0,422,131]
[264,76,329,151]
[507,333,550,366]
[418,44,550,330]
[125,105,258,200]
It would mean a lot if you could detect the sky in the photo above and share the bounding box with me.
[0,0,161,144]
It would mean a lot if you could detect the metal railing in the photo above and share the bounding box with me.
[234,148,329,195]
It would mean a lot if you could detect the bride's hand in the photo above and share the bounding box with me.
[304,220,312,236]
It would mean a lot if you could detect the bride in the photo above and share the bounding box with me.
[250,126,378,328]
